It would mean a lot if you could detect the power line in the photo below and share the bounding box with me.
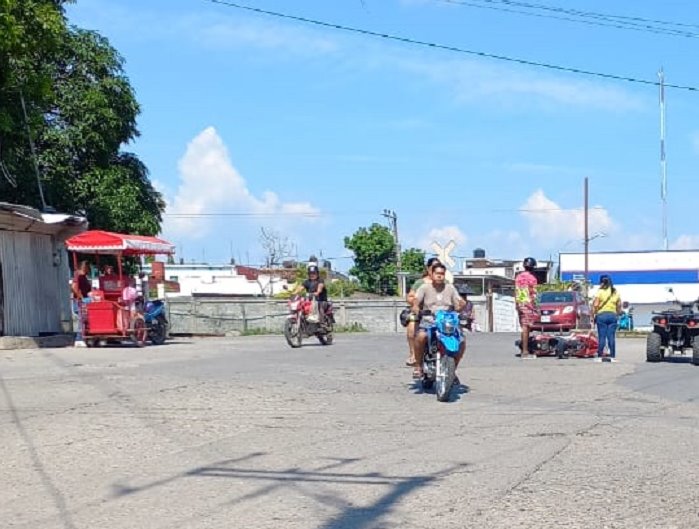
[439,0,699,39]
[164,206,606,217]
[201,0,699,92]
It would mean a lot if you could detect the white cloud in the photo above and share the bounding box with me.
[419,225,468,252]
[520,189,616,242]
[162,127,320,241]
[670,235,699,250]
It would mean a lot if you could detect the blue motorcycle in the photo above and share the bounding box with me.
[618,303,634,331]
[420,309,463,402]
[143,299,169,345]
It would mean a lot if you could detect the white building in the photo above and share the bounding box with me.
[142,263,291,297]
[559,250,699,328]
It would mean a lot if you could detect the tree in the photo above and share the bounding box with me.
[401,247,426,276]
[0,2,164,234]
[259,227,293,268]
[344,223,398,295]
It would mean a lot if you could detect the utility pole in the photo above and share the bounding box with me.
[659,67,668,251]
[382,209,402,291]
[583,177,589,300]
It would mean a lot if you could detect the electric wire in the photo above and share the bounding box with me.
[439,0,699,39]
[200,0,699,92]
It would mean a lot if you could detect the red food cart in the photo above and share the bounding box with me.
[65,230,175,347]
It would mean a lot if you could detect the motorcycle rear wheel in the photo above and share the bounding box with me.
[149,315,168,346]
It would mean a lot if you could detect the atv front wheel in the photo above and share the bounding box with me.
[646,332,663,363]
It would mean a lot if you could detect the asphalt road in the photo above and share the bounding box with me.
[1,332,698,529]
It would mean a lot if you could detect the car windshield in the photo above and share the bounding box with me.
[539,292,574,303]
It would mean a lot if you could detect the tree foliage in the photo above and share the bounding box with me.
[343,223,400,295]
[401,247,426,276]
[0,1,164,234]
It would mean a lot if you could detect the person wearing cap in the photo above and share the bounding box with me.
[404,257,442,368]
[592,274,622,362]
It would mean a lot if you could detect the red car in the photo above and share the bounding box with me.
[534,290,592,332]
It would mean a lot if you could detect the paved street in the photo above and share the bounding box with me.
[1,332,698,529]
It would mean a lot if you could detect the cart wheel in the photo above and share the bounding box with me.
[131,316,147,347]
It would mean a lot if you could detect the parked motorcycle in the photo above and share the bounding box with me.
[419,309,463,402]
[618,302,634,331]
[143,299,169,345]
[283,294,335,348]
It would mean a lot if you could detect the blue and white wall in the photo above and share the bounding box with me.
[559,251,699,328]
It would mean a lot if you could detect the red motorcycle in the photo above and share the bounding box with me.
[283,294,335,348]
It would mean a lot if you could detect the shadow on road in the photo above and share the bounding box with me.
[112,454,469,528]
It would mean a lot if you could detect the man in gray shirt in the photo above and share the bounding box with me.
[411,263,466,379]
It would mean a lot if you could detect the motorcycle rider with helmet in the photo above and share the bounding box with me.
[516,256,540,359]
[294,265,328,324]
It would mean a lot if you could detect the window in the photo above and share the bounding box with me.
[539,292,574,303]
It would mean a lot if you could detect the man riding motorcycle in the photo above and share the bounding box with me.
[411,263,466,381]
[405,257,442,367]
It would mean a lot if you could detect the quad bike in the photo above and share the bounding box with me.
[516,331,598,359]
[646,289,699,366]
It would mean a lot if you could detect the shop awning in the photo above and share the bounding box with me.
[65,230,175,255]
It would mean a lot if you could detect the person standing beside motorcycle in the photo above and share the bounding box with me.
[411,263,465,379]
[592,274,622,362]
[515,257,539,359]
[404,257,442,367]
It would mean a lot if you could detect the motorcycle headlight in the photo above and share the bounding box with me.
[444,321,455,334]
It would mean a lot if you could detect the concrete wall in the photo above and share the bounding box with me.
[166,295,517,335]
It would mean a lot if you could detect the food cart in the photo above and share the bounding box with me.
[65,230,175,347]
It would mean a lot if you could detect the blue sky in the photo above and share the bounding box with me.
[65,0,699,272]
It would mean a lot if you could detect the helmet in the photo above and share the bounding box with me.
[523,257,537,270]
[308,265,319,274]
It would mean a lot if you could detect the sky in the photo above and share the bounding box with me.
[64,0,699,273]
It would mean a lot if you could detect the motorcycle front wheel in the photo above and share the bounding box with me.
[284,319,303,348]
[435,355,455,402]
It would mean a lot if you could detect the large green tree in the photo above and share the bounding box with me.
[0,1,164,234]
[344,223,397,295]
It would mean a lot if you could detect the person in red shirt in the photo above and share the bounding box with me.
[515,257,539,359]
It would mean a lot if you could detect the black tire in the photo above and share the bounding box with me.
[284,319,302,348]
[692,336,699,366]
[646,332,663,362]
[149,315,168,345]
[317,333,333,346]
[436,356,455,402]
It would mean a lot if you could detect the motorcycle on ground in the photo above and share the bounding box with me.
[419,309,463,402]
[283,294,335,348]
